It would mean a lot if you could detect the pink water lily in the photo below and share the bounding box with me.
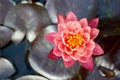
[45,11,104,71]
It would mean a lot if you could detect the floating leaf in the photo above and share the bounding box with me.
[45,0,57,23]
[28,25,80,80]
[4,3,51,32]
[16,75,48,80]
[45,0,97,23]
[0,57,16,79]
[0,0,14,24]
[0,26,13,48]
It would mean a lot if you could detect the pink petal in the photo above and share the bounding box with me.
[84,50,93,57]
[48,48,60,60]
[54,36,62,46]
[78,56,88,63]
[92,43,104,55]
[79,18,88,28]
[79,56,94,71]
[58,42,65,52]
[70,51,81,60]
[58,15,65,24]
[86,40,95,50]
[61,30,69,38]
[65,47,73,54]
[63,59,75,68]
[83,33,90,43]
[83,26,91,33]
[77,46,85,55]
[70,21,81,31]
[62,52,72,61]
[45,32,59,44]
[88,18,99,28]
[65,21,81,32]
[58,23,66,32]
[61,30,72,45]
[53,47,62,57]
[90,28,99,39]
[66,11,78,21]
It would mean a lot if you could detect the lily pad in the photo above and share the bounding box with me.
[28,25,80,80]
[0,57,16,79]
[16,75,48,80]
[45,0,97,23]
[0,0,14,24]
[0,26,13,48]
[4,3,51,32]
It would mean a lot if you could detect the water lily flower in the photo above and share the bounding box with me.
[45,11,104,71]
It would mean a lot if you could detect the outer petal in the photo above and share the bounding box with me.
[83,26,91,33]
[58,42,65,52]
[92,43,104,55]
[88,18,99,28]
[84,50,93,57]
[90,28,99,39]
[78,56,88,63]
[53,47,62,57]
[54,36,62,45]
[86,40,95,50]
[63,59,75,68]
[79,18,88,28]
[79,56,94,71]
[58,23,66,32]
[83,33,90,43]
[62,52,72,61]
[45,32,59,44]
[58,15,65,24]
[66,11,78,21]
[48,48,60,60]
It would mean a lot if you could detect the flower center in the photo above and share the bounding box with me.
[66,33,84,49]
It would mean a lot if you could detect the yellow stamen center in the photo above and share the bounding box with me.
[66,33,84,49]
